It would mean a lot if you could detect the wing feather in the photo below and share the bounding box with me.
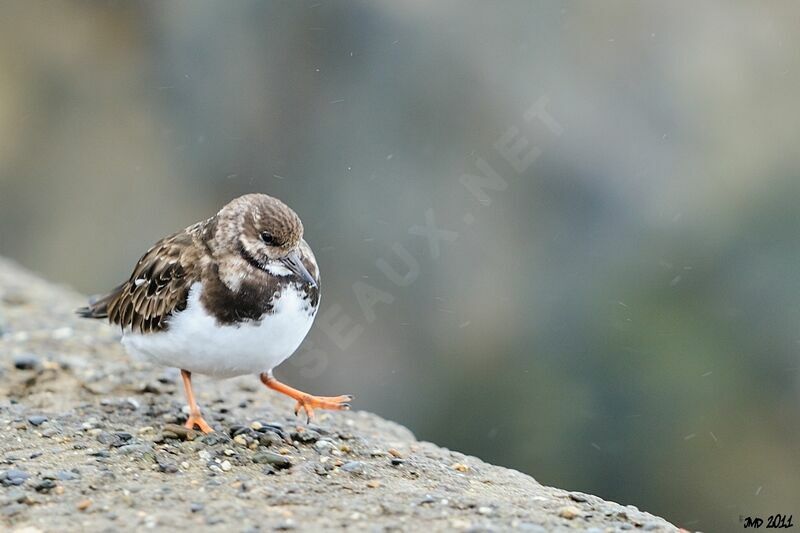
[77,225,207,334]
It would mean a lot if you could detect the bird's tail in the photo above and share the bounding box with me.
[76,284,122,319]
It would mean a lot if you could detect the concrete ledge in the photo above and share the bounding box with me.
[0,257,678,532]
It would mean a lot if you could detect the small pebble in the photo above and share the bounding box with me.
[34,480,56,493]
[123,398,140,410]
[569,492,589,503]
[13,354,40,370]
[2,290,28,305]
[115,432,133,442]
[291,428,320,444]
[452,463,469,472]
[229,425,249,437]
[341,461,366,475]
[88,450,110,458]
[558,506,581,519]
[220,460,232,472]
[314,462,334,476]
[118,443,151,455]
[1,469,30,486]
[162,424,196,441]
[313,439,336,455]
[57,471,80,481]
[96,432,116,445]
[258,431,283,448]
[51,327,73,340]
[275,519,295,530]
[366,479,381,488]
[4,489,33,505]
[156,456,179,473]
[252,451,292,470]
[419,495,437,505]
[77,499,92,511]
[200,433,229,446]
[140,382,162,394]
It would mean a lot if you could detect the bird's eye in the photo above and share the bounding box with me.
[260,231,276,245]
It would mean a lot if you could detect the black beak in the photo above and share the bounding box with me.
[281,251,317,288]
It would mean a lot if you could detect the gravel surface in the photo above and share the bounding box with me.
[0,257,679,532]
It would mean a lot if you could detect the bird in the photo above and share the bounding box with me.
[78,193,351,433]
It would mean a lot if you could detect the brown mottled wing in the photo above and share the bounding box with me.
[78,227,206,334]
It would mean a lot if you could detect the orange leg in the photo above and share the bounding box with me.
[260,372,352,423]
[181,370,214,434]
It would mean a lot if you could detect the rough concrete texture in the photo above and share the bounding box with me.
[0,258,679,532]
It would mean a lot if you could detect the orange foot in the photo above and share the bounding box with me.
[260,373,352,423]
[292,393,353,422]
[184,414,214,434]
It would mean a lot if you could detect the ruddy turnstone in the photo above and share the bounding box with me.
[78,193,351,433]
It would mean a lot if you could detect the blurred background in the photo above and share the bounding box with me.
[1,1,799,529]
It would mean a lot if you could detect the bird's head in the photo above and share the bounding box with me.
[215,193,317,287]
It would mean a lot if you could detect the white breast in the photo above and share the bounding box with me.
[121,282,318,379]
